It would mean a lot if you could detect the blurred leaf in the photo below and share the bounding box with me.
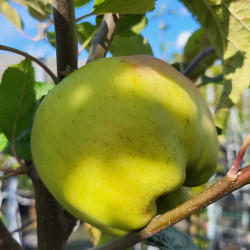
[144,227,199,250]
[170,62,187,76]
[74,0,91,7]
[214,108,230,135]
[184,29,217,80]
[18,174,33,190]
[198,74,223,87]
[118,15,147,35]
[0,212,7,226]
[0,0,23,29]
[93,0,156,14]
[110,33,153,56]
[77,22,97,51]
[46,31,56,47]
[180,0,250,131]
[35,82,55,100]
[0,133,8,151]
[13,0,52,21]
[4,127,32,160]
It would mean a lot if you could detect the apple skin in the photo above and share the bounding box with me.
[31,55,218,235]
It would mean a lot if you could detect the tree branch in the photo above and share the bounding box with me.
[0,219,24,250]
[183,46,215,77]
[228,133,250,179]
[96,134,250,250]
[0,44,57,84]
[27,1,79,249]
[53,0,78,81]
[87,14,121,63]
[29,165,77,250]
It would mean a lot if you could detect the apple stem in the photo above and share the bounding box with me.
[227,133,250,180]
[0,44,57,84]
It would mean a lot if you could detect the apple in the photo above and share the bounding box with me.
[31,55,218,235]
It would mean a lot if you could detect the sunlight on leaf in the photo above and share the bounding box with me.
[0,133,8,151]
[35,82,55,100]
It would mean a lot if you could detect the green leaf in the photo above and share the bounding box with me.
[76,15,151,56]
[0,60,54,160]
[0,0,23,29]
[93,0,156,14]
[110,33,153,56]
[0,59,36,142]
[184,29,217,80]
[0,212,7,226]
[13,0,52,21]
[108,14,151,56]
[35,82,55,100]
[75,0,91,7]
[198,74,223,87]
[4,127,32,160]
[46,31,56,47]
[0,133,8,151]
[180,0,250,130]
[118,14,147,35]
[0,80,53,160]
[77,22,98,51]
[144,227,199,250]
[214,108,230,135]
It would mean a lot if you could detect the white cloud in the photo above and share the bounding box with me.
[179,7,191,17]
[175,30,192,49]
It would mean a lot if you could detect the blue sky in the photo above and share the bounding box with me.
[0,0,200,62]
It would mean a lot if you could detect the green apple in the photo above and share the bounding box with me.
[31,55,218,235]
